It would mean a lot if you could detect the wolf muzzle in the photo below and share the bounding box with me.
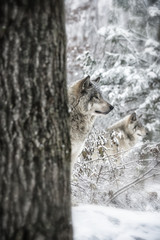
[109,105,114,111]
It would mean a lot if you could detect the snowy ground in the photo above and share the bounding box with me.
[72,205,160,240]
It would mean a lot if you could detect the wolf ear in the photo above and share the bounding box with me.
[71,76,91,98]
[79,75,92,92]
[129,112,137,123]
[92,76,101,83]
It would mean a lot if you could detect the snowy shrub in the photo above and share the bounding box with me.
[72,133,160,211]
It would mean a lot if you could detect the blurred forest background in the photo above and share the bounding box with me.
[65,0,160,211]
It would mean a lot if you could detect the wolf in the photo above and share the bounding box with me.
[68,76,114,169]
[82,112,146,162]
[106,112,146,155]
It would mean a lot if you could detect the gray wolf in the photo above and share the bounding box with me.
[68,76,114,169]
[106,112,146,156]
[82,112,146,162]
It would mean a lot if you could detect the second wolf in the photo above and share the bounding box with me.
[105,112,146,157]
[82,112,146,162]
[68,76,114,169]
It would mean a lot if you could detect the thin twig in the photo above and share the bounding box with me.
[107,162,160,204]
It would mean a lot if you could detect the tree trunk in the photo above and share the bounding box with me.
[0,1,73,240]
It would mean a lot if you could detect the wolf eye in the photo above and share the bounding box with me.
[94,95,99,100]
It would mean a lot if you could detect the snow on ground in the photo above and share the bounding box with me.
[72,205,160,240]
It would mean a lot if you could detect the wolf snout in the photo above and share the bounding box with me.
[109,105,114,111]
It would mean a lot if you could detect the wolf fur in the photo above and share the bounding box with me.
[83,112,146,162]
[68,76,114,169]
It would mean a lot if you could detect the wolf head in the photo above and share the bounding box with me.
[126,112,146,140]
[69,76,114,116]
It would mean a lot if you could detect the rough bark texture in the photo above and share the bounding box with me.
[0,1,72,240]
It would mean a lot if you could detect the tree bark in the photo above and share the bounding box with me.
[0,1,72,240]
